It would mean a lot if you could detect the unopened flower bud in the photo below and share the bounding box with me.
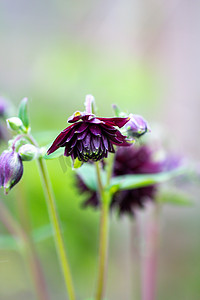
[0,97,8,118]
[18,144,38,161]
[6,117,24,133]
[0,150,23,194]
[125,114,151,138]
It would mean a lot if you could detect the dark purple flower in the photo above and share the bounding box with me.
[0,150,23,194]
[47,111,131,162]
[125,114,150,138]
[110,145,163,216]
[78,145,167,216]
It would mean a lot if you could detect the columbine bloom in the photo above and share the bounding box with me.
[0,150,23,194]
[47,111,130,162]
[78,145,171,216]
[125,114,150,138]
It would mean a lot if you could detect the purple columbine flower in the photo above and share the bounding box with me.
[125,114,151,138]
[47,110,131,162]
[78,144,171,216]
[0,150,23,194]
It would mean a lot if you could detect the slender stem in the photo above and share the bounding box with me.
[106,153,115,186]
[95,160,112,300]
[0,201,26,241]
[137,203,160,300]
[37,157,76,300]
[25,238,50,300]
[0,201,49,300]
[129,220,140,300]
[95,197,109,300]
[95,161,104,197]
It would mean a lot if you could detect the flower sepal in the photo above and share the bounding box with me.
[6,117,26,133]
[72,158,83,169]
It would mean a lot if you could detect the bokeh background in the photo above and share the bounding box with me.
[0,1,200,299]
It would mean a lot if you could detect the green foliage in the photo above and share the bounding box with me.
[158,191,192,206]
[107,167,185,192]
[18,97,29,130]
[76,163,106,191]
[76,163,186,196]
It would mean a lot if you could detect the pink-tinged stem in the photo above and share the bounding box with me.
[85,94,95,114]
[136,202,160,300]
[0,201,49,300]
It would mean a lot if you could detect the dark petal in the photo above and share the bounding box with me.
[77,130,88,140]
[97,117,130,128]
[68,112,95,123]
[100,124,116,132]
[102,135,109,150]
[92,136,101,149]
[75,122,88,133]
[65,125,78,142]
[77,141,83,153]
[90,138,96,153]
[89,124,101,136]
[70,150,76,161]
[64,144,72,156]
[107,140,115,153]
[89,118,102,124]
[69,136,78,148]
[47,124,75,154]
[82,133,91,149]
[110,130,130,146]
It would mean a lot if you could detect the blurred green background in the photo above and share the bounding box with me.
[0,1,200,299]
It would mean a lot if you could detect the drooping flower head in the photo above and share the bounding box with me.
[0,150,23,194]
[47,95,131,162]
[78,144,172,216]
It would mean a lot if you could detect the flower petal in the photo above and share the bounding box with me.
[75,122,88,133]
[89,124,101,136]
[97,117,130,128]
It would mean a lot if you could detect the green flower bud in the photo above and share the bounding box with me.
[6,117,24,133]
[18,144,38,161]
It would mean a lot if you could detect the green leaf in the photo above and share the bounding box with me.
[107,167,186,193]
[18,97,29,129]
[158,191,192,206]
[76,163,106,191]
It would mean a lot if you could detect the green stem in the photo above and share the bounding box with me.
[0,201,49,300]
[37,157,76,300]
[95,158,113,300]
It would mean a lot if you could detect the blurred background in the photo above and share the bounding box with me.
[0,0,200,299]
